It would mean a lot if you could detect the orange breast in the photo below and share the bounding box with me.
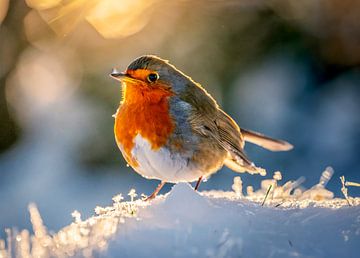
[114,81,175,167]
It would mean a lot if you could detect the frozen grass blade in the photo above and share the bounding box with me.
[261,185,272,206]
[340,176,352,206]
[345,181,360,187]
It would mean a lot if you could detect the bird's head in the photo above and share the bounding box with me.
[110,55,192,102]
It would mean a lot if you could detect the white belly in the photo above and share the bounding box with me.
[130,134,204,183]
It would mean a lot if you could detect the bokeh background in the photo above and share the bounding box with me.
[1,0,359,236]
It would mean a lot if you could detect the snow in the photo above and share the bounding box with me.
[1,172,360,258]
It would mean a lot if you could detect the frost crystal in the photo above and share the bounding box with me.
[112,194,124,203]
[232,176,243,197]
[318,166,334,187]
[71,210,82,223]
[246,186,254,196]
[94,206,106,215]
[128,189,137,202]
[273,171,282,181]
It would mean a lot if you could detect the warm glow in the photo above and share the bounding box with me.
[0,0,9,25]
[5,47,82,124]
[25,0,159,38]
[25,0,62,10]
[87,0,158,38]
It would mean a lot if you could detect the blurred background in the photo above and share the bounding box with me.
[1,0,359,236]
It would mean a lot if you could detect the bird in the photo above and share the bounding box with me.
[110,55,293,200]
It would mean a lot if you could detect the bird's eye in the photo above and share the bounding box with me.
[147,72,159,83]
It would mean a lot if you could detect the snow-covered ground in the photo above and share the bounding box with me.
[1,170,360,258]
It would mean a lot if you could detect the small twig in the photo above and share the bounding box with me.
[340,176,352,206]
[345,181,360,187]
[275,202,283,208]
[261,185,272,206]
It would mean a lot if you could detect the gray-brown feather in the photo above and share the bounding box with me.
[177,80,256,172]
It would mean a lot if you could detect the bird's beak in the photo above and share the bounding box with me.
[110,68,139,83]
[110,68,126,81]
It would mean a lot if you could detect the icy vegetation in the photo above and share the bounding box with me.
[1,169,360,258]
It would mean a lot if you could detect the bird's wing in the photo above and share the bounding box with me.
[189,108,265,174]
[214,110,266,174]
[180,83,265,174]
[214,109,250,165]
[180,84,264,174]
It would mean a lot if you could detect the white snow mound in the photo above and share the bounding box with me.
[2,175,360,258]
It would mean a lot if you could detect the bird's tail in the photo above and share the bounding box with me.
[241,128,293,152]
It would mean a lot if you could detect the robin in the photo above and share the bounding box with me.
[110,55,293,200]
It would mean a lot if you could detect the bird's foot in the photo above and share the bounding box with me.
[143,181,166,202]
[194,176,203,191]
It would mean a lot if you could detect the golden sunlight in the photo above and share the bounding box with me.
[0,0,9,25]
[26,0,62,10]
[86,0,158,39]
[26,0,159,38]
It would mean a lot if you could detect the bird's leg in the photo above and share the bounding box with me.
[194,176,203,191]
[145,181,166,201]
